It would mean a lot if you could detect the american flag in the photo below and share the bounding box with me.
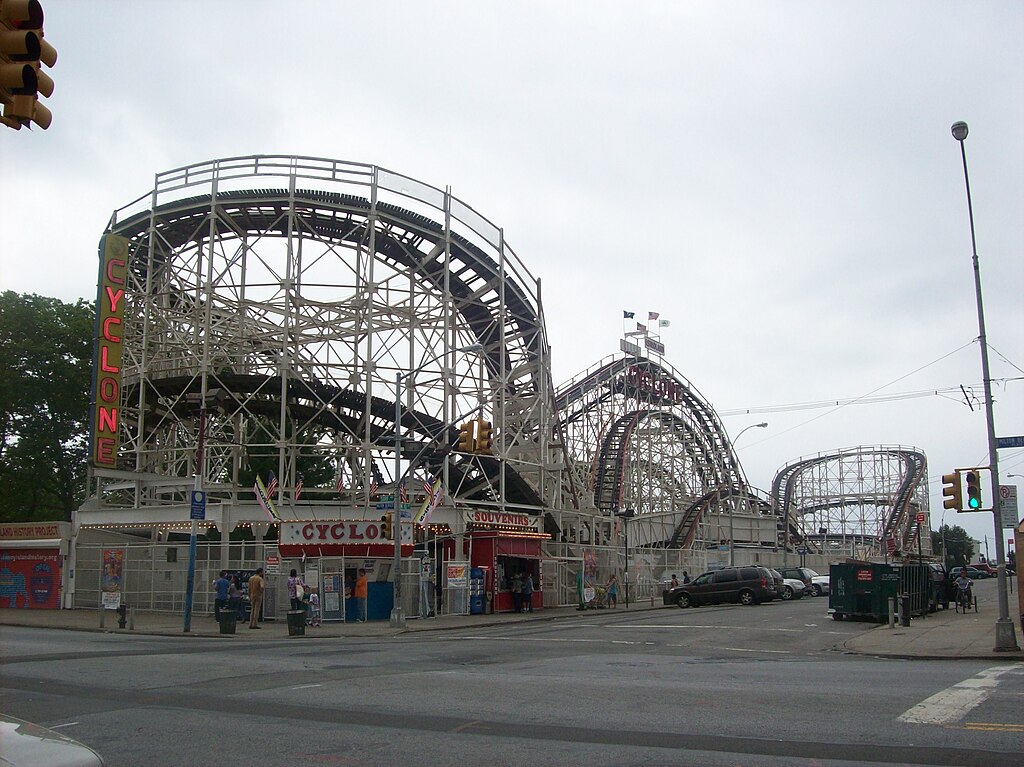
[295,473,304,500]
[266,471,278,496]
[370,480,379,497]
[399,482,409,504]
[336,473,345,494]
[648,311,660,321]
[422,479,435,500]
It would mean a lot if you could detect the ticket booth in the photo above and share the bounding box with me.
[463,510,548,613]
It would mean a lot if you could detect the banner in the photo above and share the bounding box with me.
[101,548,125,609]
[0,549,62,609]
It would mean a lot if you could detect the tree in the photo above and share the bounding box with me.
[931,524,975,571]
[0,292,93,523]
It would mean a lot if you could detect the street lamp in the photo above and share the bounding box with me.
[951,121,1019,652]
[728,422,768,566]
[391,343,483,628]
[614,508,636,607]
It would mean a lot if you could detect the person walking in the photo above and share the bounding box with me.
[307,588,321,627]
[522,572,535,613]
[287,568,306,611]
[670,574,679,588]
[354,568,368,621]
[228,575,243,618]
[247,568,265,629]
[511,572,523,614]
[682,571,691,584]
[607,574,619,608]
[213,570,229,621]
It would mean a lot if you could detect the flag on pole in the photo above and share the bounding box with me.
[648,311,659,321]
[623,310,634,319]
[415,477,443,526]
[266,470,278,497]
[254,474,279,521]
[399,482,409,504]
[295,473,304,500]
[336,473,345,494]
[636,322,647,334]
[659,319,670,328]
[370,480,379,497]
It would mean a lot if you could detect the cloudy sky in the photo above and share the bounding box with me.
[2,2,1022,549]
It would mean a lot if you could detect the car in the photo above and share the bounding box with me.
[775,574,806,601]
[0,714,105,766]
[662,565,777,608]
[949,566,986,581]
[766,568,787,600]
[925,562,951,611]
[778,567,816,591]
[969,563,997,578]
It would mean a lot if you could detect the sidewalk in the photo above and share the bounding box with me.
[2,598,1021,660]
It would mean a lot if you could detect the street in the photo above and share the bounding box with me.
[2,597,1022,766]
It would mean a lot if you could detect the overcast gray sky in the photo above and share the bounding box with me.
[2,1,1022,550]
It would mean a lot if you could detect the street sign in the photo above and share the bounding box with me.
[996,435,1024,449]
[189,490,206,520]
[915,512,926,523]
[797,546,808,554]
[999,485,1019,530]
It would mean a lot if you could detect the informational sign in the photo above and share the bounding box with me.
[91,234,129,468]
[265,554,280,574]
[0,549,62,609]
[999,485,1019,530]
[190,490,206,520]
[101,548,124,609]
[446,563,469,588]
[995,435,1024,449]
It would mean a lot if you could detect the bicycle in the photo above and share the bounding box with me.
[954,582,977,614]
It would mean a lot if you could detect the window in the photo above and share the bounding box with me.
[713,570,739,583]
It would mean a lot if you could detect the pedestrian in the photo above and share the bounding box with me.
[228,575,243,618]
[287,568,306,611]
[607,574,618,608]
[522,572,534,613]
[307,588,321,627]
[247,568,265,629]
[354,568,368,621]
[511,572,523,613]
[682,571,691,584]
[213,570,229,620]
[670,574,679,588]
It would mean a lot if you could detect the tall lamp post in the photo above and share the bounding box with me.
[951,121,1019,652]
[728,421,768,566]
[614,508,636,607]
[391,343,483,628]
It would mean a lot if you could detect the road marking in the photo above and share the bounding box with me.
[722,647,790,654]
[962,722,1024,732]
[49,721,80,729]
[897,664,1023,725]
[291,683,323,690]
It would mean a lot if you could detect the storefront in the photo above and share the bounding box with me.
[0,522,71,609]
[465,510,548,613]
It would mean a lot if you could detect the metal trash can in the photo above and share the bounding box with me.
[218,609,237,635]
[286,609,306,636]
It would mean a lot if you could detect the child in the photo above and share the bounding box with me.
[307,588,321,627]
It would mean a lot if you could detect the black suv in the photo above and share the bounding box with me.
[662,566,777,608]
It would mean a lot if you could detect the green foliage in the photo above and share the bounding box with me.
[931,524,975,570]
[0,292,93,523]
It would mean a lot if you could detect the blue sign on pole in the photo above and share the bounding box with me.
[996,435,1024,449]
[190,490,206,520]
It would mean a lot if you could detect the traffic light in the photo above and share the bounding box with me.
[475,419,493,453]
[457,421,476,453]
[1,0,57,131]
[380,512,392,541]
[964,470,982,510]
[941,471,963,511]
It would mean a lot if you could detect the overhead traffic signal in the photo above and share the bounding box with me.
[941,471,963,511]
[380,512,393,541]
[964,470,982,510]
[475,419,493,454]
[457,421,476,453]
[1,0,57,131]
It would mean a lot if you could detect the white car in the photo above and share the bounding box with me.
[0,714,105,766]
[809,574,830,596]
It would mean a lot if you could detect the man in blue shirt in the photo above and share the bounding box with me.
[213,570,229,620]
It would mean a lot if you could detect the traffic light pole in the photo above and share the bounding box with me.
[952,121,1019,652]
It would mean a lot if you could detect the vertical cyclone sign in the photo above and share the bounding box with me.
[91,234,129,468]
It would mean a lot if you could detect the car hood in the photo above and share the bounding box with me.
[0,714,104,767]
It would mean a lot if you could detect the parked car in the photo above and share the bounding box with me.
[766,568,787,600]
[662,565,777,608]
[778,567,815,591]
[926,562,951,611]
[970,562,997,578]
[949,566,986,581]
[777,575,806,600]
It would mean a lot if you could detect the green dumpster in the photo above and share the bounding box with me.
[828,562,899,622]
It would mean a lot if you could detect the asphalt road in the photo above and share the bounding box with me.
[2,596,1022,767]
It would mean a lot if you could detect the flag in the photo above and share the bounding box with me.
[266,470,278,497]
[648,311,659,321]
[636,322,647,334]
[336,473,345,494]
[623,310,634,319]
[659,319,670,328]
[254,474,279,521]
[370,480,379,497]
[415,477,443,526]
[295,473,304,500]
[399,482,409,504]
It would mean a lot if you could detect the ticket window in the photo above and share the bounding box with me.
[498,556,537,591]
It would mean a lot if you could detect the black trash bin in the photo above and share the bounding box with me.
[218,608,237,635]
[286,609,306,636]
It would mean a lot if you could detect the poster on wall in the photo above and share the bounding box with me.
[0,549,62,609]
[101,548,125,609]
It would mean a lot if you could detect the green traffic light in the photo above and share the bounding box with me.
[968,495,980,509]
[965,471,982,509]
